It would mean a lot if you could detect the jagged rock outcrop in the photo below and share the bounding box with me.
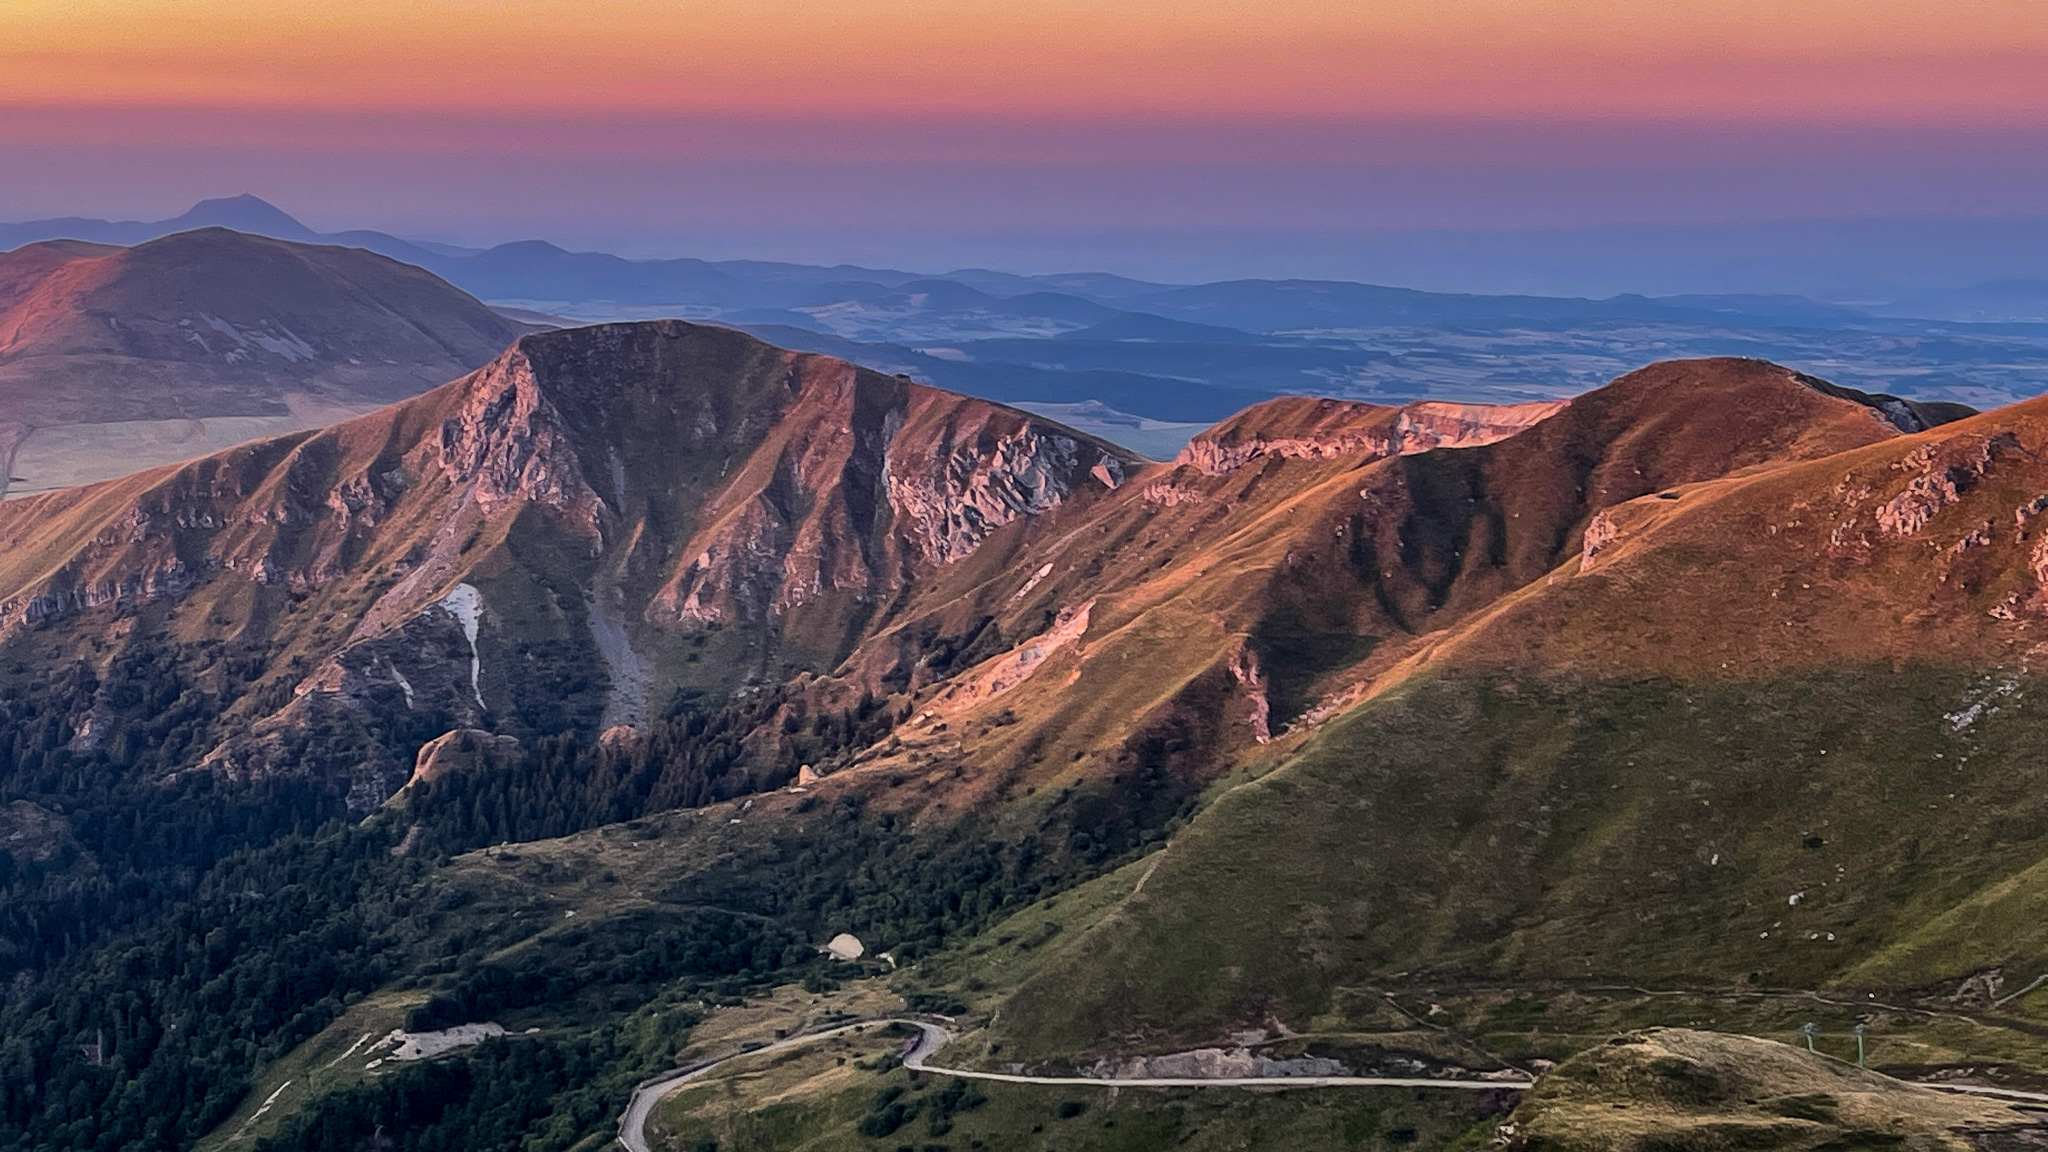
[436,349,603,534]
[1580,509,1620,564]
[401,729,522,790]
[652,358,1131,624]
[1875,433,2020,537]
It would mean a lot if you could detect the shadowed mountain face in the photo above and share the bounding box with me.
[0,228,531,496]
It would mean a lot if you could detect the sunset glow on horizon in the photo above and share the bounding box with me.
[6,0,2048,282]
[7,0,2048,122]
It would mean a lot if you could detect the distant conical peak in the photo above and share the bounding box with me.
[190,193,282,211]
[169,194,316,239]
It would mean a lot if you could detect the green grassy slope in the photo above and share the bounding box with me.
[990,667,2048,1058]
[1503,1028,2040,1152]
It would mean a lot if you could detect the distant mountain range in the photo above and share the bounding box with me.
[13,196,2048,466]
[16,195,2048,324]
[0,196,1935,324]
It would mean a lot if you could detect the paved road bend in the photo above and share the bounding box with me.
[618,1018,1535,1151]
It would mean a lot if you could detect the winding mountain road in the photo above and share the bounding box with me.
[617,1018,1534,1152]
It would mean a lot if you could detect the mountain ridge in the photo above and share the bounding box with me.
[969,366,2048,1063]
[18,198,2048,447]
[0,320,1143,804]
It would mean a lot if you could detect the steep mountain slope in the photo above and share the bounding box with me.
[0,349,1923,818]
[0,228,531,495]
[0,320,1136,806]
[0,336,2023,1152]
[816,359,1920,803]
[982,367,2048,1060]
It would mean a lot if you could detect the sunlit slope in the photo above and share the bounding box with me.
[0,320,1137,804]
[802,358,1927,821]
[990,385,2048,1058]
[1505,1028,2037,1152]
[0,228,525,422]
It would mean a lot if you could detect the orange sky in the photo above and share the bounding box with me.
[7,0,2048,122]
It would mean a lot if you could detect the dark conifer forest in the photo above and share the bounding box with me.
[0,619,1176,1152]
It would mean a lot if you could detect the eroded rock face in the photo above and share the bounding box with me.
[1580,510,1620,565]
[1226,641,1272,744]
[1180,396,1566,476]
[1875,433,2019,537]
[303,599,491,726]
[656,368,1131,624]
[1393,401,1570,453]
[1824,431,2027,570]
[925,599,1094,717]
[0,558,198,630]
[888,421,1110,566]
[402,729,522,791]
[437,349,603,535]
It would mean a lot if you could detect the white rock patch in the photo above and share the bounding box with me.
[198,313,319,363]
[1946,674,2020,732]
[370,1022,505,1064]
[1008,562,1055,604]
[439,583,486,711]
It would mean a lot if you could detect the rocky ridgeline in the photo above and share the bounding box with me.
[436,346,605,535]
[1178,396,1565,475]
[0,321,1147,807]
[655,357,1130,624]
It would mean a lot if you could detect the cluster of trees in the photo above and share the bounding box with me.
[0,600,1192,1152]
[0,819,429,1151]
[252,1032,628,1152]
[858,1074,989,1139]
[0,634,366,976]
[404,687,906,853]
[260,795,1102,1149]
[403,908,794,1033]
[0,627,434,1151]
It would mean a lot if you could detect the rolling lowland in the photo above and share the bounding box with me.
[4,317,2048,1151]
